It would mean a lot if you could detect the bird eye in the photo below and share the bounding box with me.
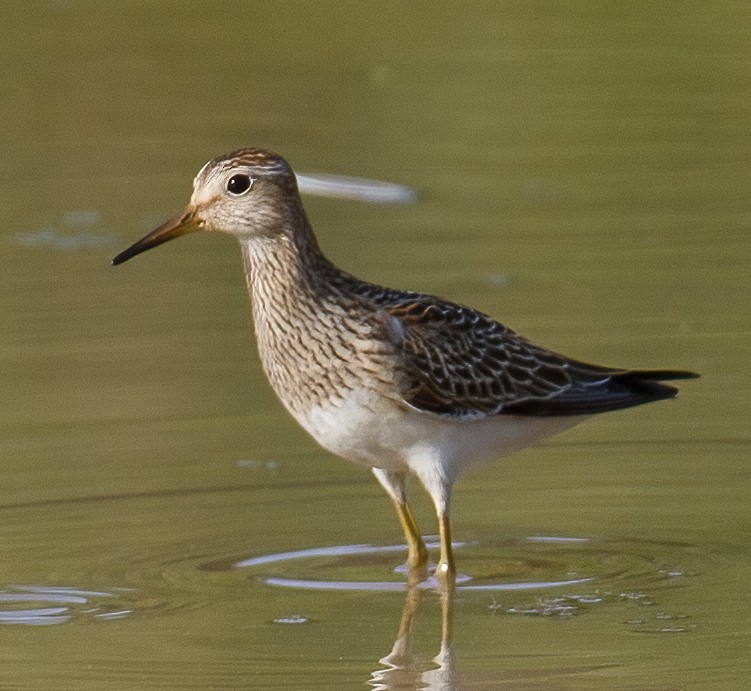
[226,174,253,196]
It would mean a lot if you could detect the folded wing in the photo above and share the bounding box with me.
[381,297,697,419]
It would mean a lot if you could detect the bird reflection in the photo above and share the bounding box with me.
[369,574,459,690]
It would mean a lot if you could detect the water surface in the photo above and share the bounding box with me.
[0,2,749,689]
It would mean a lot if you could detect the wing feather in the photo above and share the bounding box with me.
[340,278,696,419]
[376,295,695,418]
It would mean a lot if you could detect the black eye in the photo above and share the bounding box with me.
[226,174,253,196]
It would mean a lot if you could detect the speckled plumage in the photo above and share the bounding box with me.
[113,147,698,579]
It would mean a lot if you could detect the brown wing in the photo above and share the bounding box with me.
[382,297,695,419]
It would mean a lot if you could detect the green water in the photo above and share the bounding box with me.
[1,2,749,688]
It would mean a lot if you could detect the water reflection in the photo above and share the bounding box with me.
[227,533,701,686]
[367,579,614,690]
[370,582,458,690]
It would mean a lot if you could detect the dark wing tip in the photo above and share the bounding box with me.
[620,369,700,382]
[503,367,697,417]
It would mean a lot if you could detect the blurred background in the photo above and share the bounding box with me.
[0,1,748,688]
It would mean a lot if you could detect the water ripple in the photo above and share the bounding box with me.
[0,585,135,626]
[221,534,701,602]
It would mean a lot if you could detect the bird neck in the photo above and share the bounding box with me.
[236,205,398,415]
[238,208,364,413]
[239,208,338,310]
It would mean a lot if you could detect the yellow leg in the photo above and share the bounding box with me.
[436,512,456,580]
[371,468,429,578]
[393,499,429,572]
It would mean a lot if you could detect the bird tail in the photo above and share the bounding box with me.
[616,369,700,382]
[503,368,699,416]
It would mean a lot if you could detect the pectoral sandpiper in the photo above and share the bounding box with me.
[113,148,697,580]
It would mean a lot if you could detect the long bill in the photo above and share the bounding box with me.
[111,208,201,265]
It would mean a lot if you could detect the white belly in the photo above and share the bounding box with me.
[295,387,582,482]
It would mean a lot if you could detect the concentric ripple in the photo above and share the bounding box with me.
[0,585,136,626]
[219,534,700,595]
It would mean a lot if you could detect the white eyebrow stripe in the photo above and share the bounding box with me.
[193,159,213,187]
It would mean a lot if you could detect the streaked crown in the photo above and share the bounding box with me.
[194,147,293,187]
